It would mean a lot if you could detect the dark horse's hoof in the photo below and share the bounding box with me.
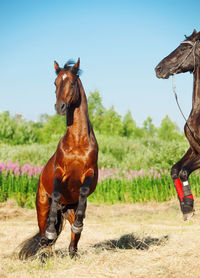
[183,210,195,221]
[71,223,83,234]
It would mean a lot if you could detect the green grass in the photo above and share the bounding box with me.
[0,135,195,207]
[1,170,200,208]
[0,134,189,170]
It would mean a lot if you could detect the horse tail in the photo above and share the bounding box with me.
[18,232,43,260]
[19,209,64,260]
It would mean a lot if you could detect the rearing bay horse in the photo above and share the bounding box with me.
[155,29,200,220]
[19,58,98,259]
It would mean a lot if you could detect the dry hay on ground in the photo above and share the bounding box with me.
[1,199,200,278]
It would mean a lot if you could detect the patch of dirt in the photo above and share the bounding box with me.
[0,199,34,220]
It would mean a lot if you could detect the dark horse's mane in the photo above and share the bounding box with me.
[55,59,82,76]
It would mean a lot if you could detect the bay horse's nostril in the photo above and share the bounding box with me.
[61,104,65,110]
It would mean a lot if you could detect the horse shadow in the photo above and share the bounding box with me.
[92,233,169,251]
[53,233,168,261]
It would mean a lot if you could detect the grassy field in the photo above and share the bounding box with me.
[1,199,200,278]
[0,134,189,170]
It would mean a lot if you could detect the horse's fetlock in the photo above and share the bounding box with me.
[171,166,179,180]
[80,186,90,197]
[52,191,61,201]
[179,169,188,181]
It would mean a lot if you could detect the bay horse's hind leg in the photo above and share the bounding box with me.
[64,207,81,258]
[19,186,50,260]
[171,147,199,219]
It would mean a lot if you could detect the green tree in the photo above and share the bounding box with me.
[100,106,123,136]
[158,115,180,141]
[87,90,105,128]
[122,110,136,137]
[0,111,15,141]
[39,114,66,143]
[143,117,156,136]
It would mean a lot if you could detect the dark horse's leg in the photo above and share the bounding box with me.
[45,178,61,240]
[171,147,199,219]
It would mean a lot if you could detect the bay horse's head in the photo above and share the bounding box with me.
[54,58,80,115]
[155,29,200,79]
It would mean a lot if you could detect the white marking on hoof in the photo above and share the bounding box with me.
[45,230,57,240]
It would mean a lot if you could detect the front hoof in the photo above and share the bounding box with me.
[45,229,57,240]
[183,210,195,221]
[71,223,83,234]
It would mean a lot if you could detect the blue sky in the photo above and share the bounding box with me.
[0,0,200,129]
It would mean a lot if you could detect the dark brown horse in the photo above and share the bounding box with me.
[19,58,98,259]
[155,29,200,220]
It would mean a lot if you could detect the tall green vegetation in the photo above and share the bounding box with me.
[0,90,184,145]
[1,167,200,207]
[0,111,40,145]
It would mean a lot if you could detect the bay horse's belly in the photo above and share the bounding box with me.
[38,154,98,205]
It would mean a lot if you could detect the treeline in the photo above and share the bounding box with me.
[0,91,184,145]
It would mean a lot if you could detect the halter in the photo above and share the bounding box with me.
[172,39,200,144]
[171,39,198,74]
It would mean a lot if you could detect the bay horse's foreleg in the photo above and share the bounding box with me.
[45,178,61,240]
[64,208,81,258]
[71,176,92,234]
[171,148,197,219]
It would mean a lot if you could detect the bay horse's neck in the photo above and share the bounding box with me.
[192,66,200,110]
[65,78,90,143]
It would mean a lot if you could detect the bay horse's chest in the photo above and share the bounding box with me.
[56,144,98,204]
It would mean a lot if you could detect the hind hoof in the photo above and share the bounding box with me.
[183,210,195,221]
[71,223,83,234]
[45,229,57,240]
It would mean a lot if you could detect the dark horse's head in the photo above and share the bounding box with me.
[155,29,200,79]
[54,58,81,115]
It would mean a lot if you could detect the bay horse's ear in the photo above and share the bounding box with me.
[191,29,197,39]
[54,61,61,75]
[193,29,197,35]
[73,58,80,70]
